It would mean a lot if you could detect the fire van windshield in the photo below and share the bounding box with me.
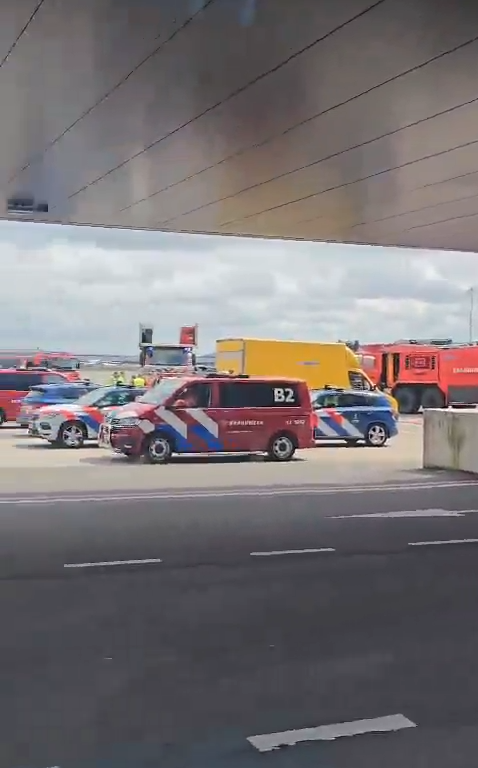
[136,378,187,405]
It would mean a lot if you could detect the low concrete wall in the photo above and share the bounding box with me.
[423,408,478,473]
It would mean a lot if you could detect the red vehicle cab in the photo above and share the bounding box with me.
[99,374,314,463]
[0,369,69,425]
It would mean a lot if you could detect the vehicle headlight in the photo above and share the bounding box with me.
[115,417,140,427]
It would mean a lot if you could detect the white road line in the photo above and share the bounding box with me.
[64,558,162,569]
[0,480,477,504]
[250,548,335,557]
[409,538,478,547]
[247,713,416,752]
[330,509,476,519]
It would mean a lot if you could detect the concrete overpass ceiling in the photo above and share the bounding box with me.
[2,0,478,251]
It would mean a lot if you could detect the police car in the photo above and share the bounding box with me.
[31,385,146,448]
[311,387,398,447]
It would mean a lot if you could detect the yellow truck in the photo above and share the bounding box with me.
[216,338,397,408]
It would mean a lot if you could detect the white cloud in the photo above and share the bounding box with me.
[0,220,476,353]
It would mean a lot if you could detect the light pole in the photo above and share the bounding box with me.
[468,287,474,343]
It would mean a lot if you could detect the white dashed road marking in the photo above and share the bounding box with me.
[330,509,477,519]
[64,558,162,569]
[250,548,335,557]
[409,538,478,548]
[247,714,417,752]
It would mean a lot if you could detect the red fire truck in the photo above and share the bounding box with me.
[358,339,478,413]
[138,325,197,372]
[0,350,81,380]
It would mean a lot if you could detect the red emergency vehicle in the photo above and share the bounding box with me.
[359,340,478,413]
[0,351,81,380]
[99,373,314,463]
[0,368,70,425]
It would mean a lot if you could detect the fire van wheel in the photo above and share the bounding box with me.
[56,420,87,449]
[0,409,5,427]
[267,433,296,462]
[144,434,173,464]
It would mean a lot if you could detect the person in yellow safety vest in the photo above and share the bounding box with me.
[111,370,126,385]
[132,372,146,387]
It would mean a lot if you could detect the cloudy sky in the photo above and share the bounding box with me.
[0,220,475,353]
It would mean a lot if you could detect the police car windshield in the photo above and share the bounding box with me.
[76,386,112,407]
[137,378,187,405]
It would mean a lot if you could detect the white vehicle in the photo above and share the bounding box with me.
[31,385,145,448]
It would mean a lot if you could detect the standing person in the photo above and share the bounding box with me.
[132,371,146,387]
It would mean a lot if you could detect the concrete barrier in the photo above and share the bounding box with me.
[423,408,478,473]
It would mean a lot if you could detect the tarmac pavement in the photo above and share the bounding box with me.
[0,418,423,492]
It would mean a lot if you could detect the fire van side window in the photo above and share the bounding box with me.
[0,373,40,390]
[218,382,300,408]
[179,383,212,408]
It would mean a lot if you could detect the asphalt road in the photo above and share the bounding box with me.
[3,482,478,767]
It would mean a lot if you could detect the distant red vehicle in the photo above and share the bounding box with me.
[0,351,81,381]
[0,368,70,426]
[359,339,478,413]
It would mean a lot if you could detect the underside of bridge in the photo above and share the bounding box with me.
[2,0,478,251]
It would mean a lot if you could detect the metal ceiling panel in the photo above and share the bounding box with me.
[2,0,478,251]
[0,1,42,64]
[0,0,206,180]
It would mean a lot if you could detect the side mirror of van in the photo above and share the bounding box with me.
[172,398,187,408]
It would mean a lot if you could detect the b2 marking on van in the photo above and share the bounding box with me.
[274,387,295,403]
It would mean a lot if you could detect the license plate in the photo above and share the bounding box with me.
[99,425,110,447]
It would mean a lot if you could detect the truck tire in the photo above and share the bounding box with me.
[421,387,445,410]
[395,387,417,414]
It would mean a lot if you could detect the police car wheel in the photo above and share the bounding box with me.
[145,434,173,464]
[365,423,388,447]
[0,409,5,427]
[56,421,87,449]
[267,433,296,462]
